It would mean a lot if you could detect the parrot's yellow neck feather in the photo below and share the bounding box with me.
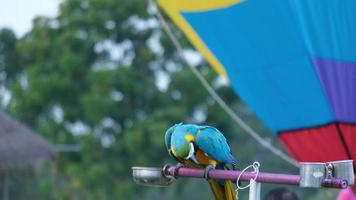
[185,134,195,142]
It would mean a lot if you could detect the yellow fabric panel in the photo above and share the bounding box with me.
[157,0,243,12]
[157,0,244,77]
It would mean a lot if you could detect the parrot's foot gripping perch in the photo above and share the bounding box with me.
[172,163,184,179]
[203,165,215,180]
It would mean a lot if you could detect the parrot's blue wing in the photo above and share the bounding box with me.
[195,126,237,166]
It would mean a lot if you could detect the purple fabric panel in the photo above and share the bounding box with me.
[312,57,356,122]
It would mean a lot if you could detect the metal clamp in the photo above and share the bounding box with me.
[236,162,260,190]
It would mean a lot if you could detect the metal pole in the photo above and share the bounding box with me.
[249,179,261,200]
[164,166,348,189]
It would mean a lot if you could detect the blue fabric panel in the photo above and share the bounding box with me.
[182,0,334,133]
[289,0,356,62]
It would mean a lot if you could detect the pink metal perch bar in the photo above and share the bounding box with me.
[163,165,348,189]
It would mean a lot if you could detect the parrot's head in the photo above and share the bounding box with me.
[167,124,199,163]
[165,123,181,153]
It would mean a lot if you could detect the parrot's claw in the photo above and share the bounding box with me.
[203,165,215,180]
[233,165,240,171]
[173,163,184,179]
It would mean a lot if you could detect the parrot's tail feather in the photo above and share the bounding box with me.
[224,180,237,200]
[208,180,237,200]
[208,180,225,200]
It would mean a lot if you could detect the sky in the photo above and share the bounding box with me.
[0,0,62,37]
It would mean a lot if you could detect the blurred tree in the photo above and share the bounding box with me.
[0,0,329,199]
[5,0,211,198]
[0,28,21,85]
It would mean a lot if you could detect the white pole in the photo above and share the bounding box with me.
[249,179,261,200]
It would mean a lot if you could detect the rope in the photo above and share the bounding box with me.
[152,1,299,168]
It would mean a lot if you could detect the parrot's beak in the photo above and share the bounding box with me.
[185,142,199,164]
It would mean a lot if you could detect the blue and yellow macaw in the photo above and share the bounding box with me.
[165,123,237,200]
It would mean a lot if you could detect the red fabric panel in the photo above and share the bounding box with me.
[339,123,356,162]
[278,123,349,162]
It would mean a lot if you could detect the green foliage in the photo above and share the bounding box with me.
[0,28,21,85]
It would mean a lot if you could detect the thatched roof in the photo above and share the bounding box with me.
[0,111,55,168]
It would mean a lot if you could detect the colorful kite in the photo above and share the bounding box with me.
[158,0,356,163]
